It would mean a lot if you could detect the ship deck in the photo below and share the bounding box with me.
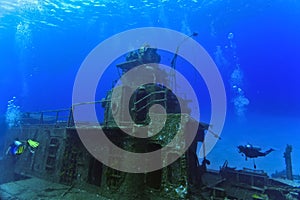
[0,178,108,200]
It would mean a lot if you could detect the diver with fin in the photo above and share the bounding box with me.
[6,138,40,156]
[237,144,274,169]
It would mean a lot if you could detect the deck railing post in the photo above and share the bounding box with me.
[67,107,74,127]
[55,111,59,127]
[40,112,44,125]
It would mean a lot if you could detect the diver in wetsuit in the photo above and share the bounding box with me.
[6,138,25,156]
[6,138,39,156]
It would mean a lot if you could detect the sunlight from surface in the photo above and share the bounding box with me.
[0,0,207,30]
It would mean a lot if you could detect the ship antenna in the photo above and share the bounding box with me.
[170,32,198,90]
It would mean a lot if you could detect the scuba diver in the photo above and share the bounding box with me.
[238,144,274,169]
[6,138,39,156]
[238,144,274,160]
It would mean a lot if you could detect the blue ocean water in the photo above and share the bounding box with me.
[0,0,299,175]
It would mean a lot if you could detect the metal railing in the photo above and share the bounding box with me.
[21,108,73,127]
[20,89,170,128]
[133,90,167,113]
[21,100,104,128]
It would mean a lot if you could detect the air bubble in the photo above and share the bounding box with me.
[5,97,21,128]
[228,32,234,40]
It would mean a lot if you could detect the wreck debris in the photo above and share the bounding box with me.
[284,145,293,181]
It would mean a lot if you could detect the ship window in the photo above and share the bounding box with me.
[145,143,162,189]
[146,169,162,189]
[87,157,103,187]
[239,174,252,185]
[106,168,123,189]
[254,176,265,187]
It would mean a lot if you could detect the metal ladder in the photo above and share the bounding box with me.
[45,138,59,171]
[133,89,168,113]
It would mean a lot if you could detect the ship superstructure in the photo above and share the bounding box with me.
[1,46,208,200]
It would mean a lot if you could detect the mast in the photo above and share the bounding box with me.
[284,144,293,180]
